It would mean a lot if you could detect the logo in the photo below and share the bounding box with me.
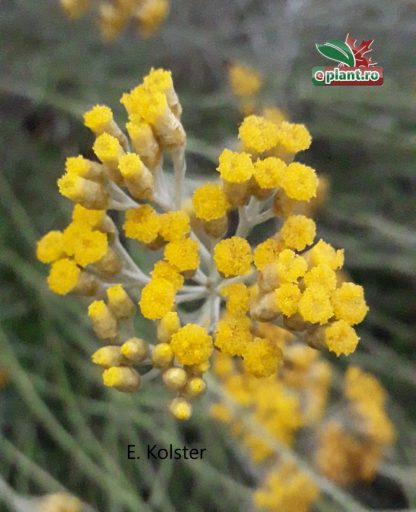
[312,34,383,86]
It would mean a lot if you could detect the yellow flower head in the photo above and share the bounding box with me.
[304,264,337,291]
[93,132,123,164]
[331,283,368,325]
[214,237,253,277]
[47,258,80,295]
[151,260,184,290]
[138,0,170,38]
[142,67,173,95]
[280,215,316,251]
[126,86,168,126]
[36,231,65,264]
[214,315,252,356]
[57,174,89,203]
[139,278,175,320]
[220,283,250,316]
[242,337,282,378]
[239,115,279,153]
[228,63,263,97]
[253,157,286,189]
[299,285,333,325]
[159,210,190,242]
[275,249,308,283]
[281,163,318,201]
[65,155,93,178]
[217,149,254,184]
[83,105,113,134]
[276,121,312,154]
[344,367,386,406]
[98,4,126,42]
[70,227,108,267]
[310,239,344,270]
[72,204,105,228]
[254,462,319,512]
[164,238,200,272]
[62,222,87,256]
[118,152,144,179]
[123,205,161,244]
[253,238,282,271]
[170,324,213,365]
[325,320,360,356]
[192,183,230,221]
[274,283,302,317]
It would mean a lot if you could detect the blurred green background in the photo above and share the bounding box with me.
[0,1,415,511]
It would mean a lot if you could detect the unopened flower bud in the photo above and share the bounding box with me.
[88,300,118,340]
[103,366,141,392]
[272,189,298,218]
[203,216,228,239]
[121,337,148,364]
[118,153,154,200]
[162,367,187,390]
[151,343,173,368]
[92,346,127,368]
[222,180,250,207]
[57,174,108,209]
[94,247,122,276]
[283,312,309,332]
[185,377,206,398]
[107,284,135,319]
[74,271,99,296]
[169,397,192,421]
[99,215,118,240]
[250,292,281,322]
[126,121,161,170]
[157,311,180,342]
[189,361,210,375]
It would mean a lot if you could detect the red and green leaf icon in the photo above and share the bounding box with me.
[315,39,355,67]
[345,34,376,67]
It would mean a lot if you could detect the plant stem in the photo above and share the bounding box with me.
[172,146,186,209]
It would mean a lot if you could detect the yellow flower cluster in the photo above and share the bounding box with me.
[252,237,368,357]
[211,328,331,462]
[37,67,367,421]
[59,0,170,41]
[211,330,395,511]
[254,461,320,512]
[315,367,395,485]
